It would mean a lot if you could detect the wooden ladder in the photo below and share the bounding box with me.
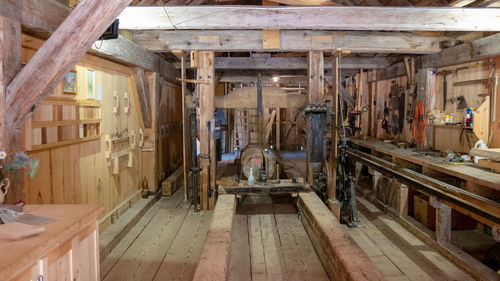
[233,109,249,150]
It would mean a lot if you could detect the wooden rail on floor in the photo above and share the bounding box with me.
[193,194,236,281]
[298,192,387,281]
[348,149,500,281]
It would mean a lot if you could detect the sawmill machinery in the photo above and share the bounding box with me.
[217,75,310,196]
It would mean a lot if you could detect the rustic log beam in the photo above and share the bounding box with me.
[18,0,177,78]
[298,192,386,281]
[378,33,500,81]
[118,6,500,31]
[0,0,21,21]
[89,35,178,79]
[0,9,24,204]
[20,0,72,38]
[217,69,360,84]
[329,53,339,203]
[198,51,216,210]
[214,87,307,109]
[306,51,325,184]
[421,32,500,68]
[133,68,152,128]
[6,0,132,129]
[177,56,392,70]
[193,194,236,281]
[131,30,443,54]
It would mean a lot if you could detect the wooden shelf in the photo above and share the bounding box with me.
[31,118,101,128]
[29,135,101,152]
[26,96,102,152]
[432,125,472,129]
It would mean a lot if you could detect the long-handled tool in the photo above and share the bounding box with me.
[437,70,452,112]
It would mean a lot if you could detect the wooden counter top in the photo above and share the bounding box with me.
[349,138,500,191]
[0,204,102,280]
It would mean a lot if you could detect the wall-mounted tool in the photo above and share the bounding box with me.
[437,70,452,112]
[447,96,467,109]
[381,102,390,134]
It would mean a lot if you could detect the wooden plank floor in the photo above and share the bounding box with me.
[101,189,213,281]
[228,195,329,281]
[274,152,475,281]
[347,197,475,281]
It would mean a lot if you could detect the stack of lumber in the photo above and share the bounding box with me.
[470,148,500,173]
[161,166,184,196]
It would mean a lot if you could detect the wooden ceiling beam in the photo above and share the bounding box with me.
[267,0,344,5]
[118,6,500,31]
[88,35,177,79]
[6,0,132,129]
[131,30,443,54]
[421,32,500,68]
[21,0,72,38]
[19,0,176,78]
[178,56,392,70]
[217,69,360,83]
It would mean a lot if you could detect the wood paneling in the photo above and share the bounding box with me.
[21,41,182,230]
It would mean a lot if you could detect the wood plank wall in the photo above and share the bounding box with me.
[20,35,182,231]
[158,81,183,180]
[358,57,500,152]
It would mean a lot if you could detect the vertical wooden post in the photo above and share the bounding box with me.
[146,71,161,192]
[437,202,452,244]
[399,184,409,217]
[430,196,452,244]
[370,70,377,137]
[328,54,339,201]
[198,51,216,210]
[0,11,23,204]
[306,51,324,184]
[181,56,189,202]
[275,107,280,151]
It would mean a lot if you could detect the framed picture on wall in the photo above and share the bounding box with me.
[62,70,77,95]
[87,69,95,99]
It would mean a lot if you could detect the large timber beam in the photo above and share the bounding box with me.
[217,69,360,84]
[21,0,71,38]
[118,6,500,31]
[421,32,500,68]
[19,0,177,78]
[89,35,177,79]
[198,51,216,211]
[377,33,500,81]
[131,30,443,54]
[0,2,24,204]
[215,87,307,108]
[178,57,392,70]
[306,51,325,184]
[6,0,132,129]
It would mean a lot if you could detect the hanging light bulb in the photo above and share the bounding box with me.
[272,76,280,82]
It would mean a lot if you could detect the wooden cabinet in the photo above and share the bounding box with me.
[0,205,102,281]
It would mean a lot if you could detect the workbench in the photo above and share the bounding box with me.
[349,138,500,195]
[0,204,102,281]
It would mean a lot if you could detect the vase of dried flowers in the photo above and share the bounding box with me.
[0,151,39,204]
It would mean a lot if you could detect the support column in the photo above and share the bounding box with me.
[306,51,324,184]
[0,11,23,204]
[275,107,280,151]
[328,54,339,201]
[398,184,409,217]
[430,196,452,244]
[181,56,190,202]
[198,51,216,210]
[149,71,162,192]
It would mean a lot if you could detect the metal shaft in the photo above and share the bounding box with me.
[190,109,199,213]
